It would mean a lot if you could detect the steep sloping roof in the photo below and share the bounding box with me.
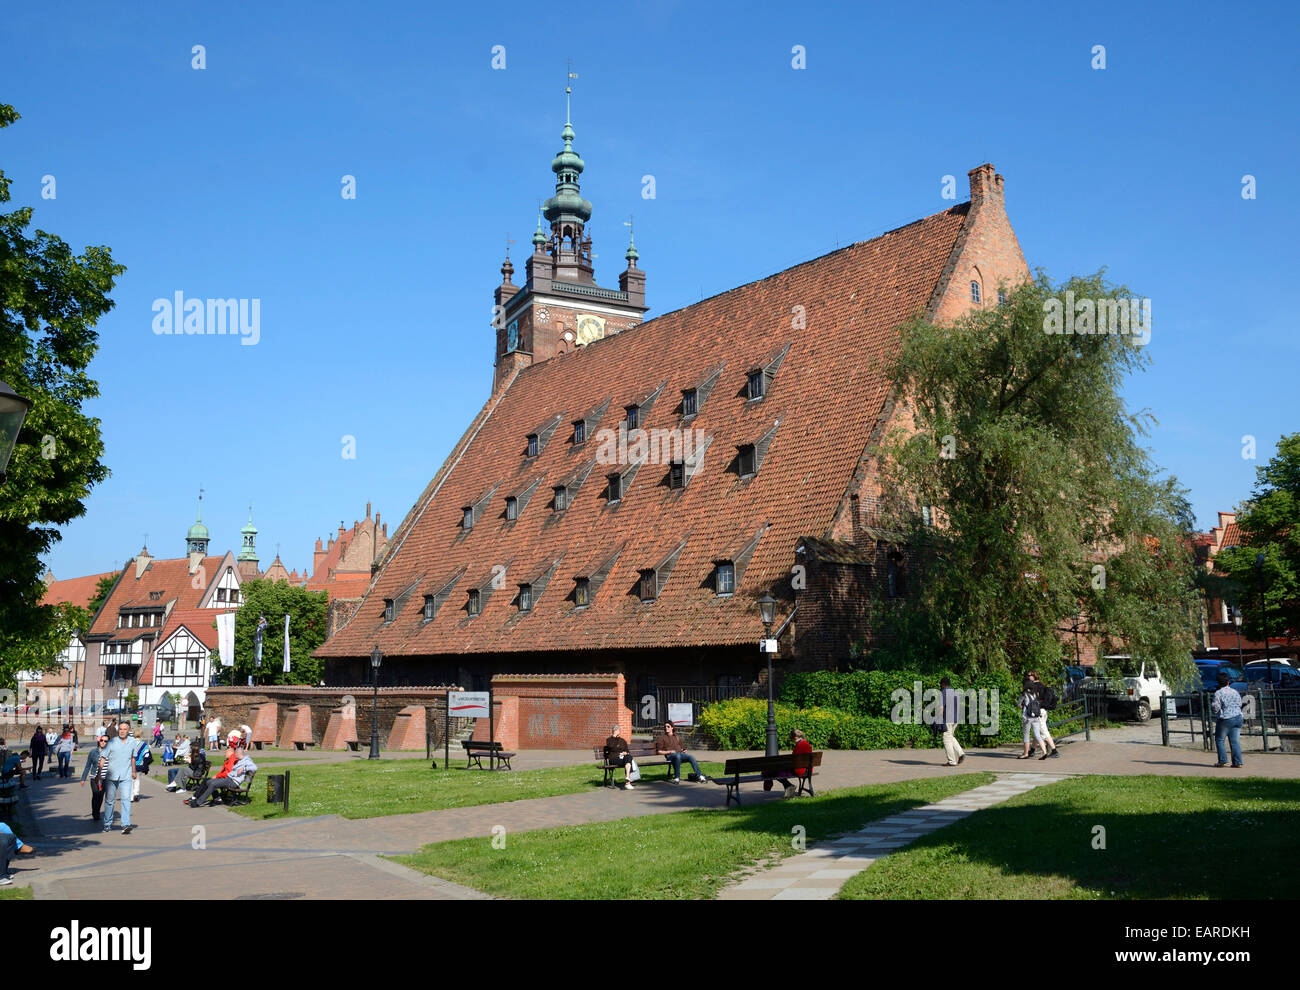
[41,571,118,610]
[320,204,970,658]
[88,556,227,639]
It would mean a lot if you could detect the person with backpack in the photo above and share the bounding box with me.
[1029,671,1059,759]
[1018,675,1049,759]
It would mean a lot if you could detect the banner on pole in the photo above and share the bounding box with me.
[283,613,291,673]
[216,612,236,667]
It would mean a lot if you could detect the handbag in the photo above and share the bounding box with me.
[627,759,641,782]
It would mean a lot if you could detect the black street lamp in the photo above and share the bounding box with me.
[0,378,33,484]
[1232,606,1244,669]
[758,590,778,757]
[369,646,382,760]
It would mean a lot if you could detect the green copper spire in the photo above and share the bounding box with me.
[543,82,592,225]
[186,487,210,555]
[532,208,547,249]
[238,504,259,562]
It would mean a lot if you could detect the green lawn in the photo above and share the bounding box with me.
[839,775,1300,900]
[0,886,33,900]
[229,758,727,820]
[393,773,995,899]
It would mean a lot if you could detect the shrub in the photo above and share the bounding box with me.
[696,698,932,751]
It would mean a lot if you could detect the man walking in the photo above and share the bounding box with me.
[29,726,48,779]
[939,677,966,767]
[99,721,138,834]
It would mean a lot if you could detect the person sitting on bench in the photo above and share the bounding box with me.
[187,749,257,808]
[603,726,636,790]
[763,728,812,797]
[0,821,34,886]
[2,747,30,790]
[166,745,214,793]
[173,735,192,764]
[654,721,708,783]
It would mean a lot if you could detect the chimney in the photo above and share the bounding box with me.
[134,547,153,579]
[1217,511,1235,530]
[967,163,1003,213]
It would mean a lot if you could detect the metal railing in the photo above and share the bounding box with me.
[1161,689,1300,752]
[630,684,751,730]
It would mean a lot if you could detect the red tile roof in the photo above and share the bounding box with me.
[321,204,970,659]
[40,571,118,610]
[1221,522,1243,548]
[88,555,228,639]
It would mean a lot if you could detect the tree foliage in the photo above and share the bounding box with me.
[872,272,1198,683]
[0,104,123,688]
[1213,433,1300,643]
[207,579,330,686]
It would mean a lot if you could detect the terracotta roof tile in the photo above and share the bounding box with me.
[40,570,118,610]
[320,205,969,659]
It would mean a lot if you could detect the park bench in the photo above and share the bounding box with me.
[713,752,822,806]
[216,770,257,807]
[593,742,690,787]
[462,740,516,771]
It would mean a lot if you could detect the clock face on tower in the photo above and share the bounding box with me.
[506,319,519,352]
[574,313,606,346]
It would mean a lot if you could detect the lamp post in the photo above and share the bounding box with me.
[758,590,778,757]
[369,646,382,760]
[0,378,33,484]
[1232,606,1244,669]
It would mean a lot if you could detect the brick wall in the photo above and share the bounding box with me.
[486,673,630,750]
[202,685,470,750]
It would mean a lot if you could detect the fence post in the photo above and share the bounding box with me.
[1260,690,1270,753]
[1160,693,1169,746]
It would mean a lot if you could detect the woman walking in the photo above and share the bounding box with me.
[79,730,110,822]
[54,726,76,778]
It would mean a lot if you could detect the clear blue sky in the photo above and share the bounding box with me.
[6,0,1297,580]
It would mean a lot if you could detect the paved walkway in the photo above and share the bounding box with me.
[719,772,1070,900]
[7,728,1298,899]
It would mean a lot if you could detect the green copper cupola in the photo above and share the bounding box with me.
[238,505,259,562]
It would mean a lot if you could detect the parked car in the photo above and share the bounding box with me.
[1097,655,1173,721]
[1194,659,1247,694]
[1243,659,1300,689]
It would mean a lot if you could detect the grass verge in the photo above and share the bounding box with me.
[392,772,995,899]
[0,886,33,900]
[230,759,726,820]
[839,775,1300,899]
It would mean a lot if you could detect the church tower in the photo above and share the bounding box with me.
[492,82,649,393]
[186,492,210,575]
[238,505,261,580]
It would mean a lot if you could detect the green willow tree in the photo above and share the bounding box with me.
[871,272,1198,682]
[208,579,330,686]
[1212,433,1299,644]
[0,104,123,689]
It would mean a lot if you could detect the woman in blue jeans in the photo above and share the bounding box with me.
[1211,670,1244,768]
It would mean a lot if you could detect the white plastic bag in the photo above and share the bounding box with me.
[627,759,641,782]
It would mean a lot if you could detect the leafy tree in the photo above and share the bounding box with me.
[872,272,1198,684]
[0,104,123,688]
[1213,433,1300,644]
[208,579,329,686]
[88,572,120,617]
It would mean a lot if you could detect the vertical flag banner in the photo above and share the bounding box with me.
[255,614,267,668]
[217,612,236,667]
[283,613,291,673]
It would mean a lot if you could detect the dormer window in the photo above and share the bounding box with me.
[575,577,590,607]
[738,444,757,477]
[625,405,640,429]
[423,595,435,620]
[607,473,623,502]
[518,584,533,612]
[716,562,736,595]
[526,434,539,458]
[462,506,474,530]
[383,599,395,622]
[505,496,518,521]
[553,486,568,512]
[639,571,658,602]
[747,370,765,400]
[669,462,685,490]
[682,389,698,417]
[573,420,586,444]
[467,588,481,616]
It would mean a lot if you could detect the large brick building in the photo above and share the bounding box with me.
[317,105,1030,703]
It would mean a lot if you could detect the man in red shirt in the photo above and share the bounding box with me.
[763,729,812,797]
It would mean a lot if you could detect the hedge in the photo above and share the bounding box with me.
[697,698,931,751]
